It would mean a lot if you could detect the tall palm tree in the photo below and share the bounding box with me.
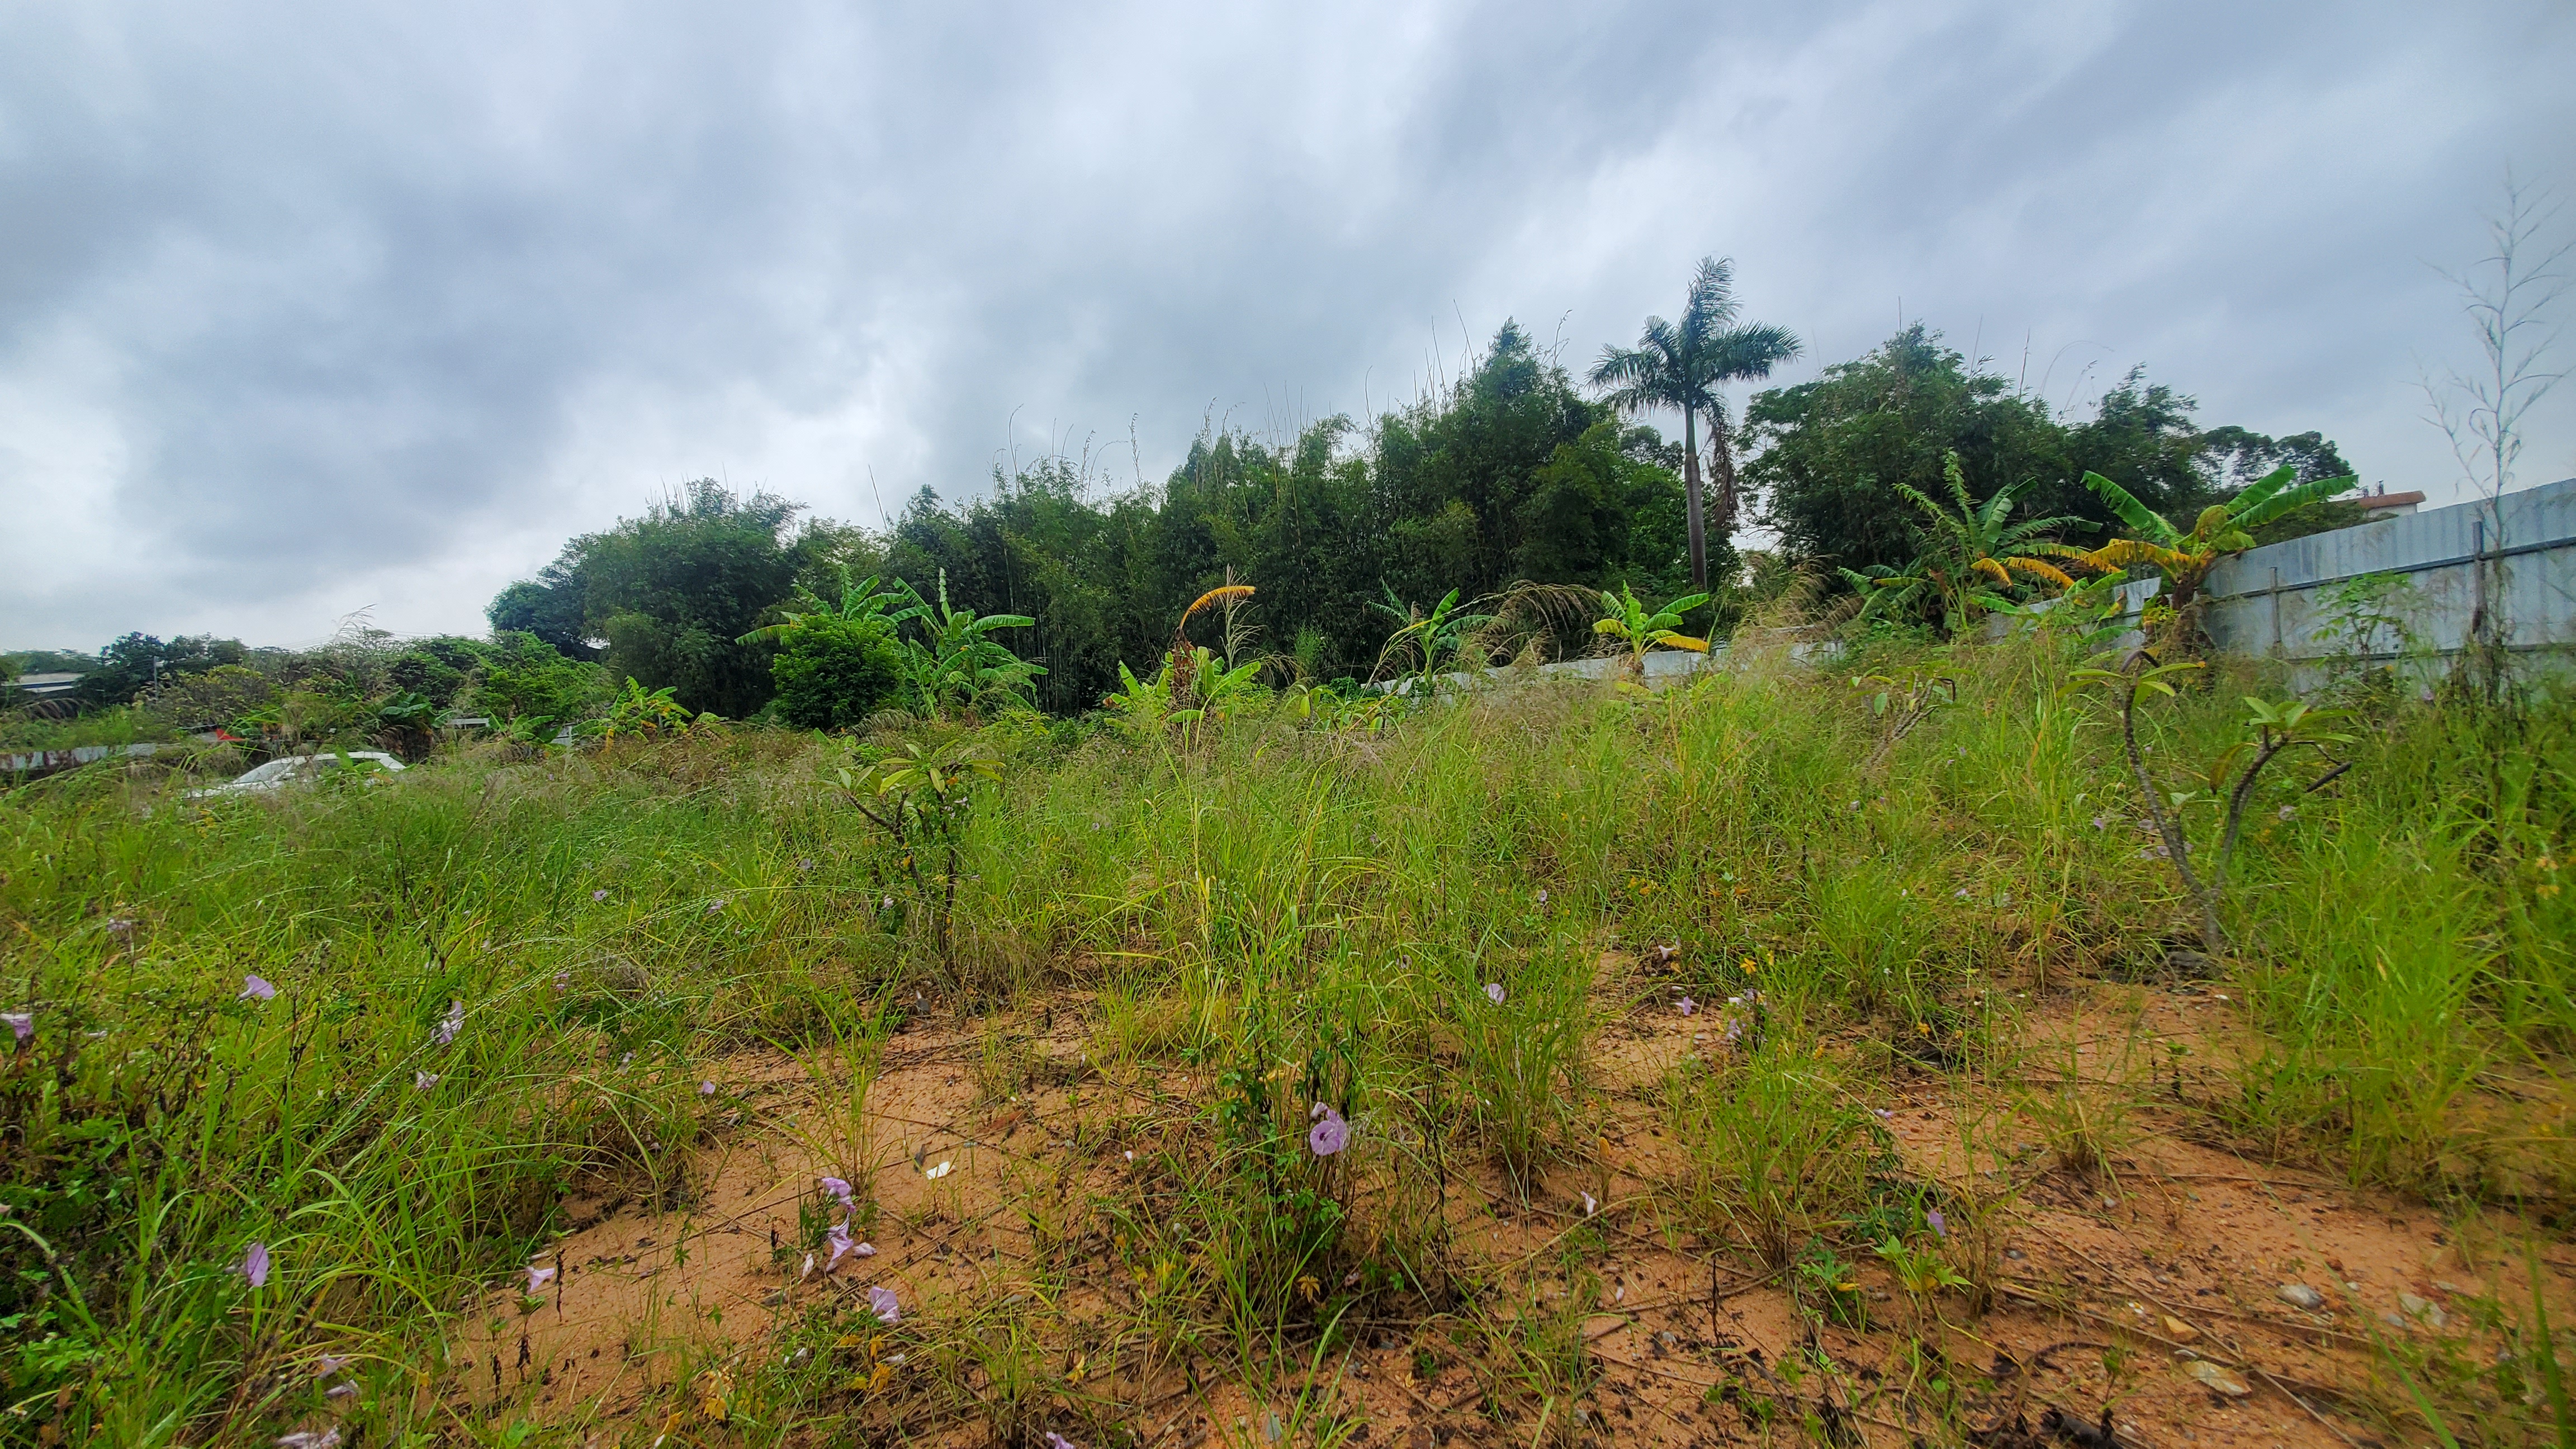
[1590,257,1802,589]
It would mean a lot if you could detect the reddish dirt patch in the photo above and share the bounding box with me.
[441,983,2572,1447]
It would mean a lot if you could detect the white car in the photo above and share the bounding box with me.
[187,751,408,798]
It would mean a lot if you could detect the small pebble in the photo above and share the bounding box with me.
[2276,1283,2326,1310]
[2399,1292,2447,1328]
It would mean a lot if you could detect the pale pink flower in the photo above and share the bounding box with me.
[868,1285,901,1323]
[527,1265,556,1294]
[1483,982,1506,1006]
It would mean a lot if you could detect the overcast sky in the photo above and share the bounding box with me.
[4,1,2572,650]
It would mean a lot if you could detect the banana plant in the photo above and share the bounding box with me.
[1593,583,1712,678]
[1840,453,2091,635]
[599,677,716,740]
[889,570,1043,717]
[1991,567,2136,652]
[2075,463,2356,631]
[733,565,916,645]
[835,734,1006,967]
[1370,586,1494,697]
[1102,660,1176,740]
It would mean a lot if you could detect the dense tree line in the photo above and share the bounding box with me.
[1750,324,2359,576]
[491,323,1698,716]
[17,298,2365,727]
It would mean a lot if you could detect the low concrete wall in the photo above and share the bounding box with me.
[1,742,167,778]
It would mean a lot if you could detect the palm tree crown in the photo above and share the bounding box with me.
[1590,257,1802,589]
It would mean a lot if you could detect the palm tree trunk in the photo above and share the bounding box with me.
[1682,408,1707,591]
[1708,408,1738,571]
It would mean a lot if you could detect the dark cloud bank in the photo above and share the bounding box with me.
[3,0,2570,646]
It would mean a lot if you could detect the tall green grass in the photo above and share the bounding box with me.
[2,634,2568,1442]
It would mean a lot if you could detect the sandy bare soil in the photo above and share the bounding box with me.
[442,974,2572,1447]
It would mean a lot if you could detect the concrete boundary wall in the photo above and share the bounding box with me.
[2202,477,2576,666]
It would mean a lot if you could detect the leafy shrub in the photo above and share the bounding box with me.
[771,615,905,730]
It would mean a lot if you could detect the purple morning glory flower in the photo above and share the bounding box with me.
[3,1011,30,1046]
[414,1071,438,1091]
[593,888,609,902]
[527,1264,556,1294]
[798,859,815,872]
[1926,1208,1948,1239]
[240,974,277,1002]
[1535,889,1547,905]
[868,1285,901,1323]
[433,999,463,1047]
[313,1356,348,1376]
[1677,997,1696,1016]
[826,1222,863,1271]
[1045,1434,1078,1449]
[1483,982,1506,1006]
[325,1381,359,1400]
[1308,1105,1350,1157]
[820,1175,854,1206]
[239,1241,271,1289]
[699,1079,717,1096]
[706,898,726,913]
[1871,1108,1892,1123]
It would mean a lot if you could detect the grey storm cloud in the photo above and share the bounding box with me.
[3,0,2572,646]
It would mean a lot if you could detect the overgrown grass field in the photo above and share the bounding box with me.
[4,634,2572,1446]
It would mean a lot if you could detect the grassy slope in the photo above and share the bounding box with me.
[2,633,2569,1444]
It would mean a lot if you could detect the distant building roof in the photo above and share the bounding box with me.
[2344,487,2426,517]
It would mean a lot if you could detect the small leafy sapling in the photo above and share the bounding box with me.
[1852,672,1956,771]
[2070,651,2351,955]
[835,735,1005,967]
